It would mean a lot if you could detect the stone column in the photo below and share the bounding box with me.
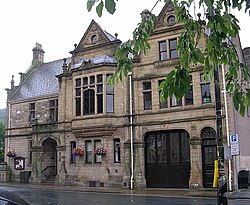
[123,141,131,188]
[30,146,43,184]
[189,125,203,189]
[56,145,67,184]
[133,141,146,189]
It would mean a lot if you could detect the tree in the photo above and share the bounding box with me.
[0,122,5,162]
[87,0,250,116]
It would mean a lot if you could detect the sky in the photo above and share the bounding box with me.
[0,0,249,109]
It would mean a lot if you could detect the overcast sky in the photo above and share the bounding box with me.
[0,0,249,109]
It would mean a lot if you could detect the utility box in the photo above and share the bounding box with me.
[20,171,31,183]
[238,170,249,189]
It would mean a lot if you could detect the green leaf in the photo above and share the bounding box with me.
[96,1,104,17]
[105,0,116,14]
[87,0,95,12]
[193,48,205,64]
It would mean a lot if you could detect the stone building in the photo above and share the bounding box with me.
[4,2,250,189]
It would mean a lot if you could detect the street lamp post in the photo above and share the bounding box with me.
[214,65,228,205]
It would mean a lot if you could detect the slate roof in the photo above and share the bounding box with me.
[11,59,69,101]
[73,54,116,69]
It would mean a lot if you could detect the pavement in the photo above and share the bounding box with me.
[0,182,249,200]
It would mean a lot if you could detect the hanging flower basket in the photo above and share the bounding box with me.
[72,147,84,156]
[6,151,16,158]
[95,146,107,156]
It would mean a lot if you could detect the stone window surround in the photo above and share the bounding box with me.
[74,73,114,117]
[145,74,210,111]
[158,37,178,61]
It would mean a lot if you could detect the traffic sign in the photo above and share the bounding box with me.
[230,134,240,155]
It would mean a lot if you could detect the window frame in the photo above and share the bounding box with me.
[143,82,152,110]
[94,140,102,163]
[159,41,167,61]
[169,38,178,59]
[114,138,121,163]
[29,103,36,123]
[70,141,76,164]
[184,76,194,105]
[49,99,58,122]
[85,140,93,163]
[200,74,211,104]
[106,74,114,113]
[158,80,167,109]
[74,74,115,117]
[28,140,32,165]
[75,78,82,116]
[170,95,182,107]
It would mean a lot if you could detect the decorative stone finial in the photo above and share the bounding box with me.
[62,58,68,74]
[11,75,15,89]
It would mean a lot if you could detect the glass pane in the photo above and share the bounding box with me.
[170,50,178,58]
[106,84,114,93]
[97,85,103,93]
[95,140,102,163]
[143,82,151,90]
[157,133,167,163]
[169,39,177,50]
[83,90,89,114]
[90,76,95,84]
[97,75,103,83]
[114,139,121,162]
[97,94,103,114]
[200,73,210,82]
[76,78,81,87]
[143,92,152,110]
[167,15,176,25]
[75,88,81,96]
[146,134,156,163]
[170,95,182,107]
[184,86,193,105]
[75,98,81,116]
[160,52,167,61]
[90,90,95,113]
[50,100,55,107]
[169,133,180,163]
[181,132,190,162]
[201,84,211,103]
[106,95,114,113]
[83,77,88,86]
[159,41,167,51]
[30,103,35,110]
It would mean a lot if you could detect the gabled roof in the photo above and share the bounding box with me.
[154,0,176,29]
[75,20,117,51]
[11,58,70,101]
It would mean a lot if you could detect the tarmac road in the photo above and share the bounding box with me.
[0,185,216,205]
[0,184,249,205]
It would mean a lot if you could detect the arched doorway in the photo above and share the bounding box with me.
[41,138,57,182]
[201,127,217,188]
[145,130,190,188]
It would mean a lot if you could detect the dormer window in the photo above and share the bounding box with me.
[91,34,98,44]
[167,15,176,26]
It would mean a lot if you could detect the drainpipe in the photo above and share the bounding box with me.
[7,103,11,152]
[221,64,233,191]
[128,72,134,190]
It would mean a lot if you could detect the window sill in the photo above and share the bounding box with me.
[153,58,180,68]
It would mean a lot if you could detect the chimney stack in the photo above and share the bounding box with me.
[32,43,44,65]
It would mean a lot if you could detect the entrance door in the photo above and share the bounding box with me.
[42,138,57,181]
[201,127,217,188]
[145,130,190,188]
